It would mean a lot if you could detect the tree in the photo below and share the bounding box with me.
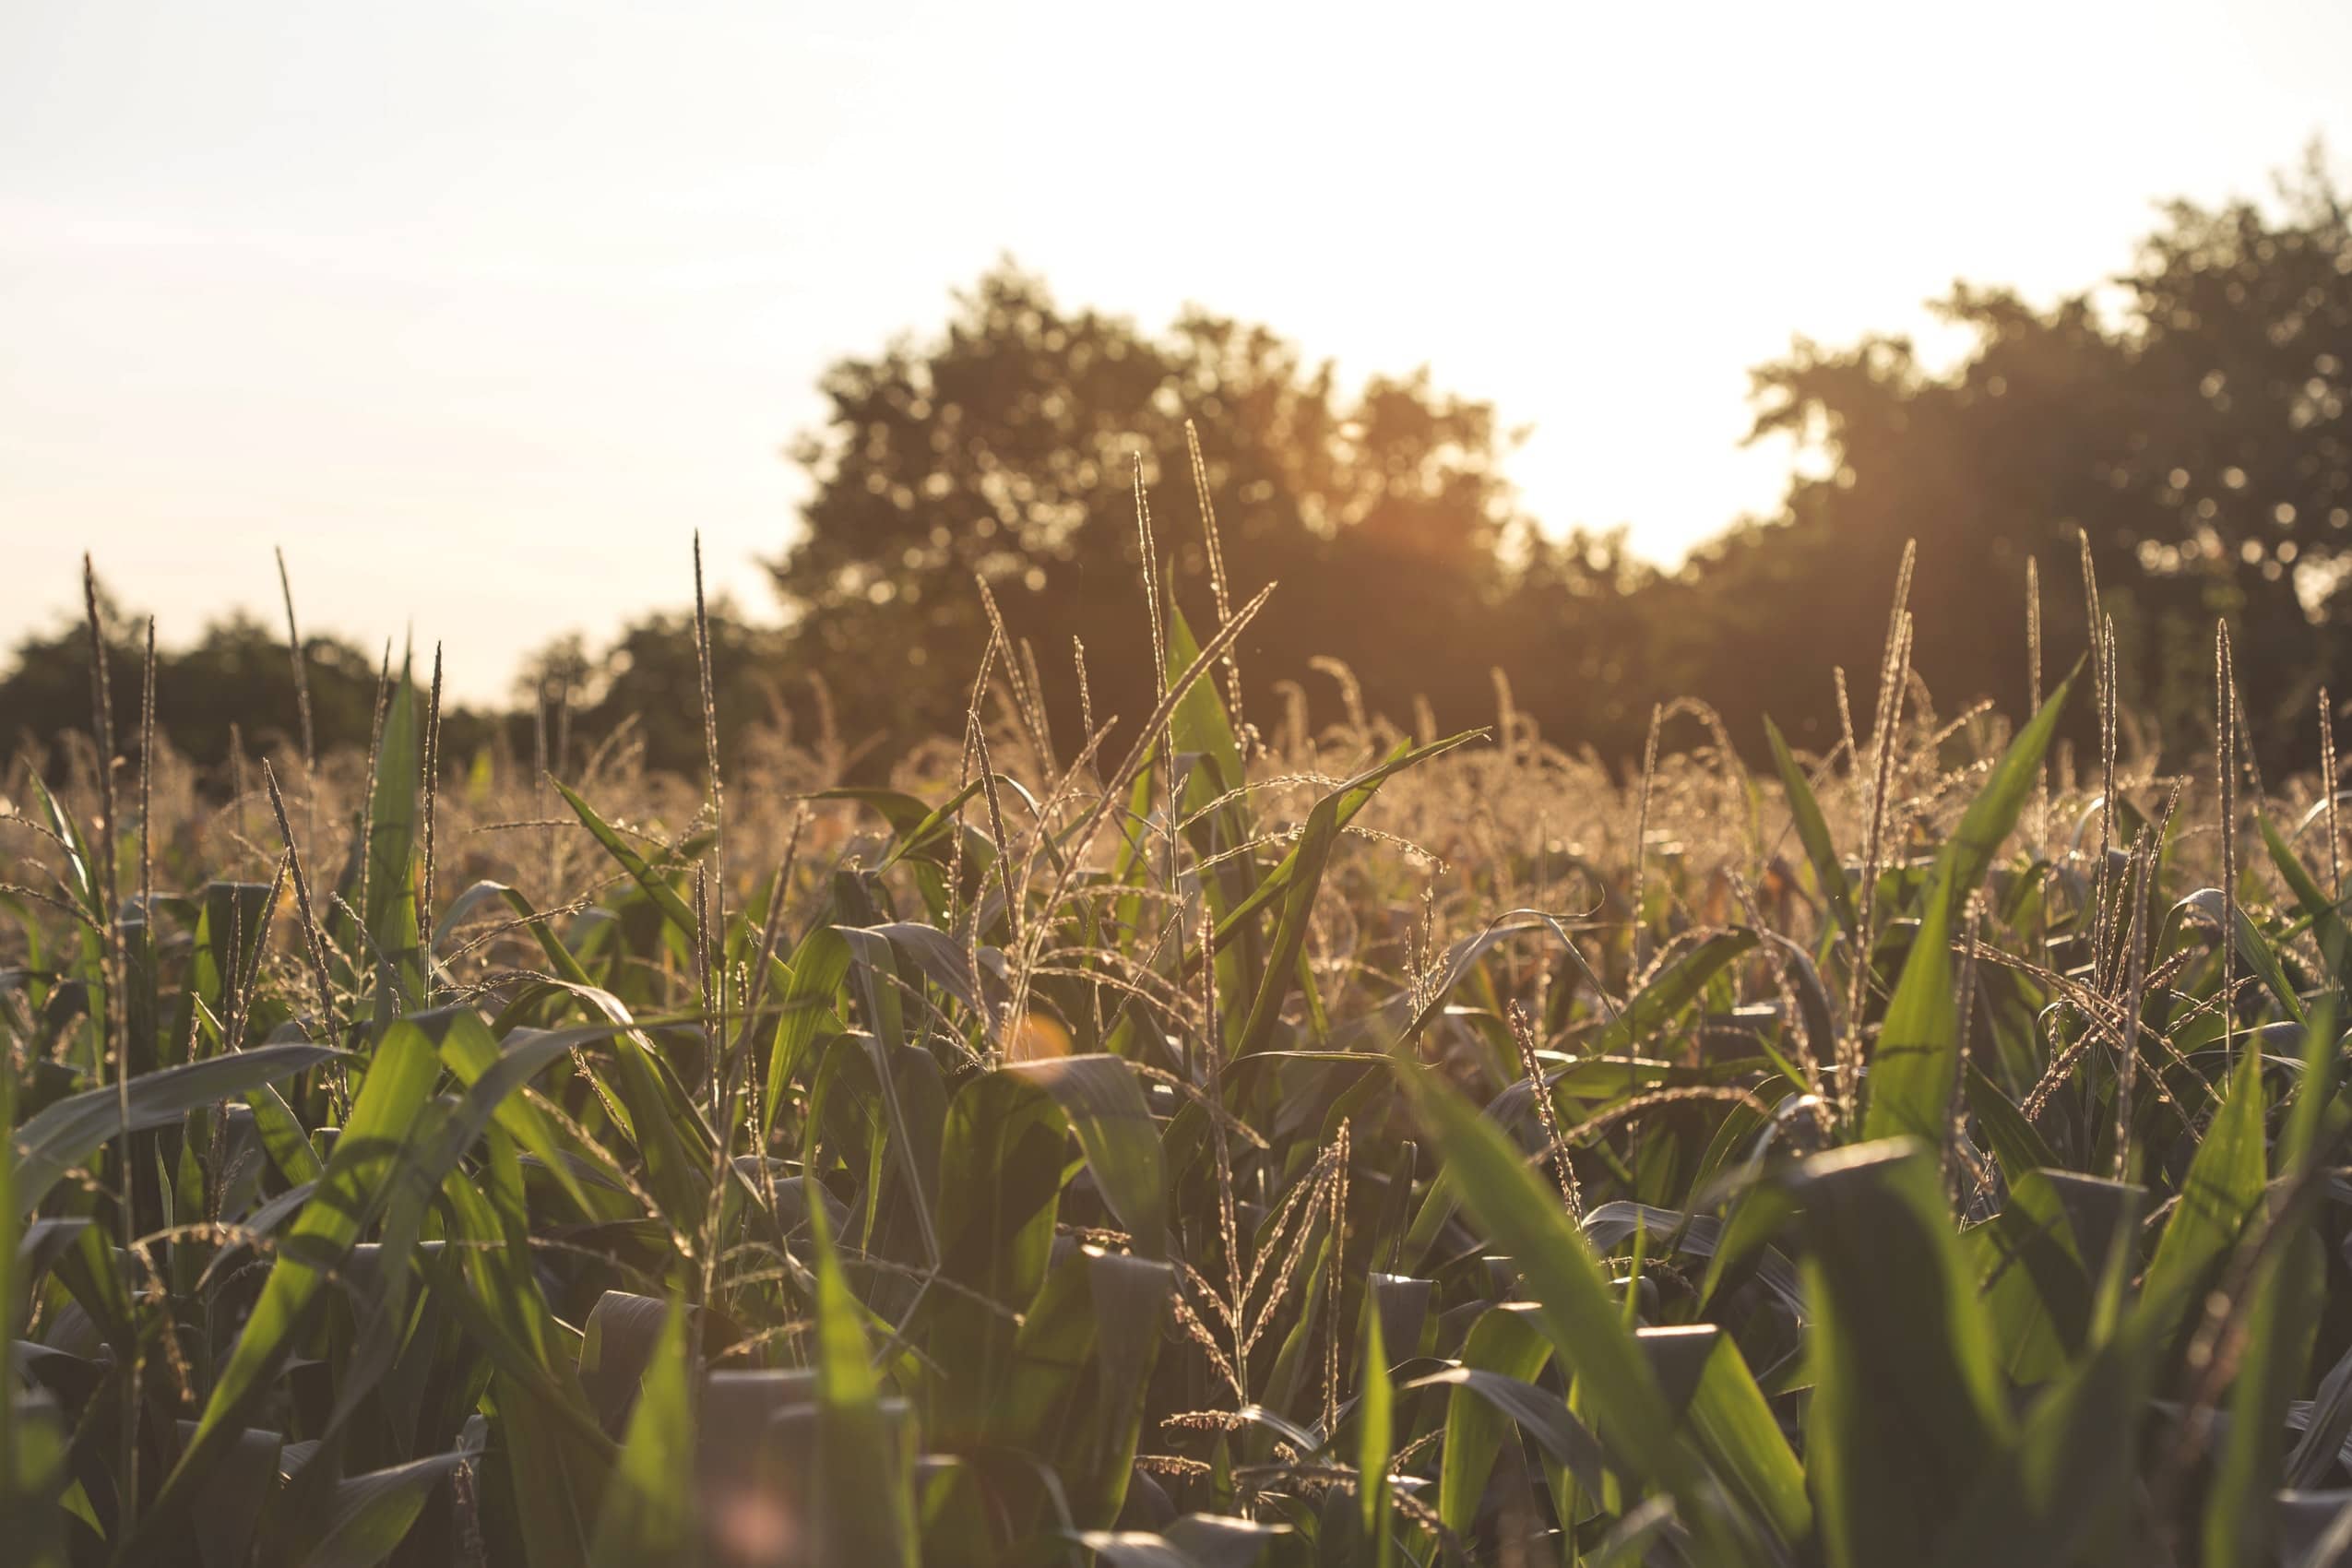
[515,604,792,780]
[1677,153,2352,771]
[770,264,1527,758]
[0,597,403,777]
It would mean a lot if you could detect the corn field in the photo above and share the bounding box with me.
[10,528,2352,1567]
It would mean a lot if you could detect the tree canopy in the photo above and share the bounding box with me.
[8,158,2349,782]
[766,264,1533,757]
[1684,154,2351,768]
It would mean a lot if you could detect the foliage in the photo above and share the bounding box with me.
[12,503,2352,1568]
[1684,151,2352,768]
[664,158,2352,773]
[12,162,2351,783]
[0,599,503,781]
[766,261,1533,757]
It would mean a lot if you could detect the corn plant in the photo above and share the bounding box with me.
[9,531,2352,1567]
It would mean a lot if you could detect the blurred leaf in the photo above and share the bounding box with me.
[806,1190,918,1567]
[303,1453,465,1568]
[136,1012,450,1556]
[1355,1289,1392,1553]
[1789,1139,2010,1568]
[2206,995,2344,1564]
[925,1072,1065,1440]
[587,1298,696,1568]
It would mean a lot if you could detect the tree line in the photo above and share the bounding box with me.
[7,155,2349,784]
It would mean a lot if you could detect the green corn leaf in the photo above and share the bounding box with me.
[1409,1360,1613,1507]
[1430,1302,1553,1533]
[187,1424,282,1568]
[1681,1327,1811,1550]
[1865,669,2075,1148]
[428,1160,607,1568]
[1583,929,1760,1059]
[805,1194,919,1568]
[1930,1327,2153,1568]
[550,778,699,938]
[434,1013,592,1213]
[244,1078,327,1186]
[1395,1059,1757,1562]
[301,1453,468,1568]
[1942,665,2078,903]
[1356,1293,1392,1550]
[1073,1250,1172,1526]
[587,1299,696,1568]
[10,1042,344,1216]
[2204,992,2343,1564]
[811,780,992,874]
[25,771,101,927]
[1790,1139,2011,1568]
[363,652,422,988]
[1231,733,1480,1055]
[436,880,602,992]
[764,925,850,1137]
[1006,1053,1167,1257]
[2258,811,2352,984]
[924,1071,1065,1441]
[1765,716,1857,932]
[2204,1224,2324,1564]
[1212,731,1482,954]
[1166,604,1247,811]
[132,1012,449,1558]
[2134,1048,2267,1354]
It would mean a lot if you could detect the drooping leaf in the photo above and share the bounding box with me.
[11,1043,344,1216]
[1582,929,1760,1060]
[1007,1053,1168,1257]
[550,778,699,938]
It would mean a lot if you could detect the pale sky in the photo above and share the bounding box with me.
[6,2,2350,702]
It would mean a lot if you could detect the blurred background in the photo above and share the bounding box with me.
[6,0,2352,778]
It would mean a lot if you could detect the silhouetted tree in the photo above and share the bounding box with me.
[1679,153,2352,770]
[769,263,1527,756]
[515,604,791,779]
[0,597,422,778]
[14,160,2350,790]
